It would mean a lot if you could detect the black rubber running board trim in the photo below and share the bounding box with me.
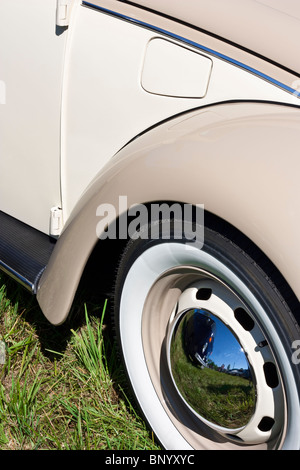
[0,211,56,293]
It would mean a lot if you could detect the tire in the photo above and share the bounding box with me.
[114,216,300,450]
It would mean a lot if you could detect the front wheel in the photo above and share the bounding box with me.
[114,218,300,450]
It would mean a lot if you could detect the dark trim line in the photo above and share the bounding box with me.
[117,99,300,151]
[117,0,300,80]
[0,259,34,292]
[82,1,300,98]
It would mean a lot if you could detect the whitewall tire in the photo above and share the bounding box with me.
[114,219,300,450]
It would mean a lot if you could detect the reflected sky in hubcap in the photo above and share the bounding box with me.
[169,309,256,429]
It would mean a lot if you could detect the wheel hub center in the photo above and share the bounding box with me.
[169,308,256,430]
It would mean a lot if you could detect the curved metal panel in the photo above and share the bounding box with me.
[37,101,300,324]
[118,0,300,75]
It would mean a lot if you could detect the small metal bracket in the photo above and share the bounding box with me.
[50,207,63,237]
[56,0,73,27]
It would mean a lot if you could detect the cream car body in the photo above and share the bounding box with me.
[1,0,300,450]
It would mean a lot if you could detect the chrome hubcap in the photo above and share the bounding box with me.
[169,308,256,430]
[155,273,286,445]
[132,242,297,449]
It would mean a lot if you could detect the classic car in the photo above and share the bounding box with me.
[1,0,300,450]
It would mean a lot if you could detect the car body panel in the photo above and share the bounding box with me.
[126,0,300,75]
[1,0,299,450]
[0,0,299,327]
[0,0,67,233]
[37,102,300,324]
[61,1,299,223]
[88,0,300,88]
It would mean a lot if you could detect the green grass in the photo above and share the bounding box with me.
[0,274,160,450]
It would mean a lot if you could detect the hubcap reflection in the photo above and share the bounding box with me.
[169,309,256,430]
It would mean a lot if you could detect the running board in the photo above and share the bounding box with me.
[0,211,56,293]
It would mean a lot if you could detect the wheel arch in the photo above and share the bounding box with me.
[36,101,300,325]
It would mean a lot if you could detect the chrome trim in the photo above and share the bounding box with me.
[82,1,300,97]
[0,259,34,292]
[168,308,256,430]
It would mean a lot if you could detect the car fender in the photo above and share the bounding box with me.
[37,101,300,324]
